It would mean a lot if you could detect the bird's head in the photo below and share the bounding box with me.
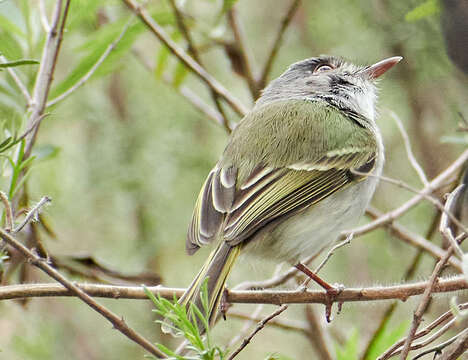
[257,55,402,121]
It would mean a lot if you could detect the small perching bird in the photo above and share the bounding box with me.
[167,55,401,333]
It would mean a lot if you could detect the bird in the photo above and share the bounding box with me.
[168,55,401,333]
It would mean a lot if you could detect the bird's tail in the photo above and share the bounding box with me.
[162,241,241,334]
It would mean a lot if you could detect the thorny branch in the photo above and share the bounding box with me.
[0,228,167,359]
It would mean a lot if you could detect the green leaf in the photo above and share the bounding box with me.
[336,329,359,360]
[31,144,60,162]
[0,14,25,37]
[405,0,440,22]
[222,0,239,14]
[172,61,189,89]
[0,30,24,60]
[440,135,468,145]
[0,59,38,68]
[365,321,410,360]
[154,47,170,79]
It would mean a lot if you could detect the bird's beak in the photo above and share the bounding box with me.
[360,56,403,79]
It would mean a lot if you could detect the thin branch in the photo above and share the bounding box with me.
[228,309,309,333]
[437,328,468,360]
[13,196,51,233]
[390,111,429,186]
[439,184,465,258]
[131,48,226,128]
[342,148,468,239]
[398,197,462,360]
[166,0,231,132]
[378,303,468,360]
[38,0,51,32]
[227,8,259,99]
[0,275,466,304]
[366,207,462,271]
[315,234,352,274]
[23,0,71,163]
[0,55,32,105]
[47,18,132,107]
[0,228,167,358]
[257,0,301,89]
[0,191,13,232]
[227,305,288,360]
[121,0,249,117]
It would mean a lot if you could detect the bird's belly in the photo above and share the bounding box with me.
[246,175,379,264]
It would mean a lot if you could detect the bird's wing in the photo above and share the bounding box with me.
[186,100,377,254]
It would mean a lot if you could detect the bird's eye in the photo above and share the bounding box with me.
[314,64,334,73]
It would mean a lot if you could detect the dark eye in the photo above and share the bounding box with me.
[314,64,334,73]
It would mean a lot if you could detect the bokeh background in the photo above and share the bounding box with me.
[0,0,467,359]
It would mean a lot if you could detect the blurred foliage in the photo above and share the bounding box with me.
[0,0,466,359]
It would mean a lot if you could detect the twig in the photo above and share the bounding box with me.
[0,275,466,304]
[360,211,442,360]
[23,0,71,164]
[13,196,51,233]
[227,8,259,99]
[352,171,468,236]
[0,228,167,358]
[166,0,231,132]
[131,48,226,128]
[342,148,468,239]
[0,191,13,232]
[38,0,51,32]
[227,305,288,360]
[257,0,301,90]
[439,185,465,258]
[0,55,32,105]
[437,328,468,360]
[378,303,468,360]
[315,234,352,274]
[365,208,461,271]
[304,305,334,360]
[398,190,464,360]
[390,111,429,186]
[121,0,249,117]
[228,309,309,333]
[47,18,132,107]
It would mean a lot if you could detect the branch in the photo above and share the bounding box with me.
[121,0,249,117]
[46,18,132,107]
[342,148,468,239]
[390,111,428,186]
[257,0,301,89]
[0,228,167,358]
[0,55,33,105]
[24,0,71,159]
[437,329,468,360]
[227,305,288,360]
[0,276,466,304]
[227,8,259,99]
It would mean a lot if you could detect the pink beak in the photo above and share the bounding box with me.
[361,56,403,79]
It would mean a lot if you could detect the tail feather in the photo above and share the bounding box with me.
[162,242,240,334]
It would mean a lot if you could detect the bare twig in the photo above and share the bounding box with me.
[439,184,465,258]
[390,111,429,186]
[227,8,259,99]
[0,55,32,105]
[315,234,352,274]
[304,305,334,360]
[0,191,13,232]
[398,186,465,360]
[23,0,71,163]
[132,48,226,128]
[0,228,167,358]
[0,275,466,304]
[378,303,468,360]
[228,309,309,333]
[38,0,51,32]
[47,18,132,107]
[122,0,249,117]
[167,0,231,132]
[342,148,468,239]
[13,196,51,233]
[437,328,468,360]
[257,0,301,90]
[227,305,288,360]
